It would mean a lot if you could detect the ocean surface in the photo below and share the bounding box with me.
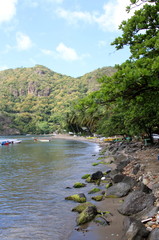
[0,136,101,240]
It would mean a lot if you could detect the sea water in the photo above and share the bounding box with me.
[0,137,101,240]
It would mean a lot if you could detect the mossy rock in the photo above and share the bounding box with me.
[105,195,118,198]
[76,206,98,225]
[72,202,95,213]
[92,162,99,166]
[97,156,105,160]
[92,195,103,201]
[94,215,110,226]
[73,182,86,188]
[81,174,91,179]
[105,182,113,189]
[88,188,100,194]
[65,193,86,203]
[85,176,92,183]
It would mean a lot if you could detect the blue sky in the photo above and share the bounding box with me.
[0,0,136,77]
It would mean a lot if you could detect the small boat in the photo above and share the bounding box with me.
[0,138,22,145]
[34,138,50,142]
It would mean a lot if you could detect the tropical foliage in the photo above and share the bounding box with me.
[0,65,116,134]
[67,0,159,140]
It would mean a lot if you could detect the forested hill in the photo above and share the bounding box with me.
[0,64,116,135]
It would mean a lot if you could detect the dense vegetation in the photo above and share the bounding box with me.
[0,65,116,135]
[67,0,159,140]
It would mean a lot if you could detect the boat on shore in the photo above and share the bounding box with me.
[34,138,50,142]
[0,139,22,145]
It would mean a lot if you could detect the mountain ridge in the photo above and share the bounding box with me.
[0,64,116,135]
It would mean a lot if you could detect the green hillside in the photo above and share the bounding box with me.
[0,65,116,135]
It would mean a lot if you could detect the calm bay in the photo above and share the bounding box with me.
[0,136,100,240]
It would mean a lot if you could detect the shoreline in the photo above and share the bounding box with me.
[53,134,125,240]
[54,134,159,240]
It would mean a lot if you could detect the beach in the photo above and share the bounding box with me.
[52,134,159,240]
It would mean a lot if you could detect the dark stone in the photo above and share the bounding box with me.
[118,191,156,216]
[122,175,137,188]
[147,228,159,240]
[106,182,131,197]
[137,182,152,194]
[122,217,149,240]
[111,174,125,183]
[116,159,131,172]
[132,163,141,175]
[91,171,103,181]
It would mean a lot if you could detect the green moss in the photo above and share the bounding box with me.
[81,174,91,179]
[73,182,86,188]
[97,156,105,160]
[92,162,99,166]
[88,188,100,194]
[85,176,92,183]
[76,206,98,225]
[105,182,113,189]
[65,194,86,203]
[72,202,95,213]
[105,195,118,198]
[92,195,103,201]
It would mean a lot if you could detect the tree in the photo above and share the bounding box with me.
[72,0,159,139]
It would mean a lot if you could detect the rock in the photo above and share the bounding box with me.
[81,174,91,179]
[106,182,131,198]
[122,175,137,188]
[94,215,110,226]
[76,206,98,225]
[85,176,92,183]
[72,202,95,213]
[137,182,152,194]
[73,182,86,188]
[132,163,141,175]
[105,182,113,189]
[65,193,87,203]
[123,217,149,240]
[147,228,159,240]
[118,191,156,216]
[91,195,103,201]
[91,171,103,181]
[111,173,125,183]
[88,188,101,194]
[116,159,131,172]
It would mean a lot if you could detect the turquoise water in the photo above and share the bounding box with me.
[0,137,100,240]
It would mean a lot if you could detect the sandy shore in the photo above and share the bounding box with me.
[52,134,125,240]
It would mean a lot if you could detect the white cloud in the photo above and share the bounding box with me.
[0,0,18,24]
[56,43,80,61]
[42,43,89,61]
[16,32,33,51]
[56,8,94,25]
[56,0,143,32]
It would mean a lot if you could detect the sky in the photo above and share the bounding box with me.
[0,0,136,77]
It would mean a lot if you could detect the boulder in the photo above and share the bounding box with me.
[73,182,86,188]
[91,195,103,201]
[72,202,95,213]
[106,182,131,198]
[91,171,103,181]
[118,191,156,216]
[88,188,101,194]
[76,206,98,225]
[65,193,86,203]
[122,217,149,240]
[147,228,159,240]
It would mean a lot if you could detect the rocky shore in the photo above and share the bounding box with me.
[64,137,159,240]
